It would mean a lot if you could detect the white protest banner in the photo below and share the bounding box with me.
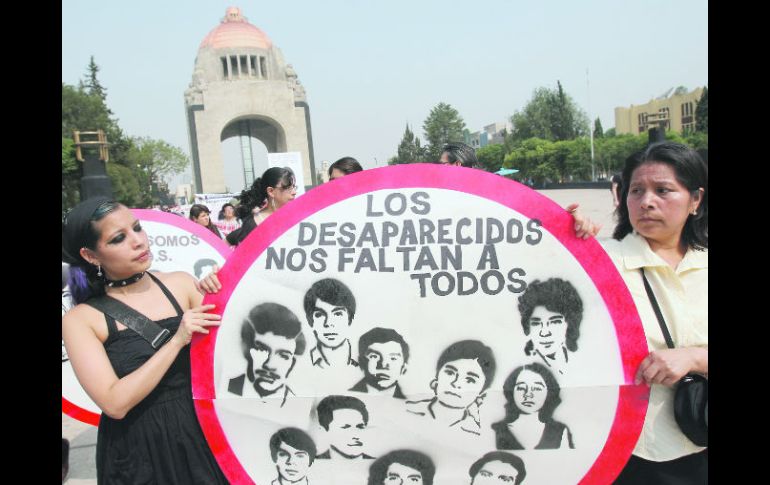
[62,209,230,426]
[191,164,649,484]
[268,151,306,195]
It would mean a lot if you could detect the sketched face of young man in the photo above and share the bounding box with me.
[528,306,568,358]
[513,369,547,415]
[311,298,352,349]
[249,331,296,395]
[328,408,367,457]
[364,341,407,390]
[471,460,520,485]
[275,441,311,482]
[433,358,486,409]
[384,462,424,485]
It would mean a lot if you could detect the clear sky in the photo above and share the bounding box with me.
[62,0,708,192]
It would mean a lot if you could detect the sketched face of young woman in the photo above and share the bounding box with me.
[513,369,547,415]
[528,306,568,357]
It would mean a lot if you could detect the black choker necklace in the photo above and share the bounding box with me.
[105,272,146,287]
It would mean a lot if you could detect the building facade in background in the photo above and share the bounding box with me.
[184,7,316,193]
[465,120,513,149]
[614,87,704,136]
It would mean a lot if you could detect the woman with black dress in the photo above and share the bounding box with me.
[491,362,574,450]
[62,197,228,484]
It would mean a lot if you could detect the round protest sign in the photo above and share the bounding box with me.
[62,209,230,426]
[192,164,649,484]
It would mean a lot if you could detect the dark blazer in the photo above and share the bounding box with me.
[349,378,406,399]
[491,419,574,450]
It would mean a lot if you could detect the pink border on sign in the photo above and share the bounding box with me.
[191,164,650,485]
[61,209,232,427]
[132,209,233,256]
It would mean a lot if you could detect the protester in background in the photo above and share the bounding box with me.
[328,156,363,181]
[225,166,297,247]
[440,142,478,168]
[438,141,600,239]
[611,173,622,208]
[215,202,241,237]
[606,142,708,484]
[189,203,223,239]
[61,197,227,484]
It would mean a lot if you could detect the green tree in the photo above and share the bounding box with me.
[510,81,588,142]
[125,137,190,206]
[475,144,505,173]
[593,133,647,178]
[422,102,466,160]
[604,127,616,137]
[84,55,108,103]
[695,86,708,133]
[684,131,708,151]
[593,117,604,138]
[107,163,145,208]
[391,124,428,164]
[503,138,558,186]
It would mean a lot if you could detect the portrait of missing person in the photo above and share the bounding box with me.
[303,278,359,370]
[518,278,583,375]
[469,451,526,485]
[491,363,574,450]
[194,258,218,279]
[269,427,317,485]
[316,395,374,460]
[405,340,496,435]
[367,449,435,485]
[350,327,409,399]
[227,302,306,406]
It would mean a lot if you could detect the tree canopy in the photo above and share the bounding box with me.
[509,81,589,142]
[62,57,189,215]
[422,102,466,160]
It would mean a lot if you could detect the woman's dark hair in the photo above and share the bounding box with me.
[189,204,222,238]
[501,362,562,423]
[518,278,583,354]
[234,166,295,219]
[613,142,708,250]
[329,157,363,177]
[218,202,236,221]
[368,450,435,485]
[61,197,123,304]
[441,142,478,168]
[468,451,526,485]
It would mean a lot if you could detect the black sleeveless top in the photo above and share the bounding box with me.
[491,419,575,450]
[94,273,227,484]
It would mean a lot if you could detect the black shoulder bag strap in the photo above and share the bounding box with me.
[87,296,172,349]
[640,268,675,349]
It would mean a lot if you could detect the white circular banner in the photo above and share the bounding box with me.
[62,209,230,425]
[192,165,649,484]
